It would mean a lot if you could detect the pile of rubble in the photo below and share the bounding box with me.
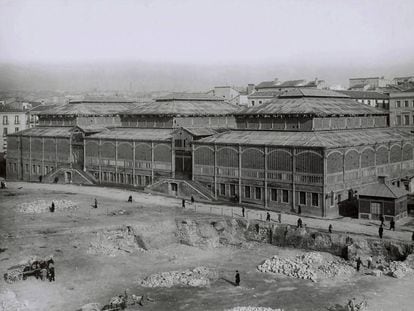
[87,227,147,257]
[139,266,217,288]
[258,252,354,282]
[0,290,28,311]
[225,307,283,311]
[386,261,411,278]
[18,199,77,213]
[258,255,317,282]
[78,292,154,311]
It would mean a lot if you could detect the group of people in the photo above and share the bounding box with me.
[24,258,55,282]
[355,255,374,272]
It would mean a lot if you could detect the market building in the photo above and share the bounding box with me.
[6,90,414,219]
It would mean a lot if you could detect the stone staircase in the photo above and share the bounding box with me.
[146,178,215,201]
[43,167,97,185]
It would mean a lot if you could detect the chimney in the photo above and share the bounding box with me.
[378,176,386,184]
[247,84,255,95]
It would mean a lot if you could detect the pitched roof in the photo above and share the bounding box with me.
[248,90,284,98]
[123,99,240,116]
[238,91,383,117]
[0,104,24,113]
[37,101,140,116]
[196,128,412,149]
[359,183,408,199]
[181,127,217,137]
[155,93,223,101]
[29,104,58,113]
[336,90,389,100]
[9,126,73,138]
[86,128,174,142]
[255,81,276,89]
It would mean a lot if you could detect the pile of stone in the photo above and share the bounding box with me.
[225,307,283,311]
[18,199,77,213]
[87,228,146,257]
[0,290,28,311]
[258,252,354,282]
[258,254,317,282]
[386,261,411,279]
[139,266,217,288]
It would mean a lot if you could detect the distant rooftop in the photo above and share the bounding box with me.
[359,182,408,199]
[336,90,389,100]
[238,89,384,117]
[155,92,223,102]
[0,104,24,113]
[38,101,140,116]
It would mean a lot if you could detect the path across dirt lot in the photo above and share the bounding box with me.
[1,182,414,310]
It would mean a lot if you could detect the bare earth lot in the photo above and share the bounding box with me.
[1,182,414,311]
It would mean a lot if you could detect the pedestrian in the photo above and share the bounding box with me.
[128,195,133,203]
[379,225,384,239]
[39,175,43,183]
[379,214,385,226]
[191,196,195,204]
[94,198,98,209]
[389,218,395,231]
[328,224,333,233]
[1,181,6,189]
[278,213,282,223]
[367,256,373,269]
[297,218,303,228]
[48,262,55,282]
[356,257,362,272]
[235,270,240,286]
[242,207,245,218]
[182,198,186,208]
[50,201,55,213]
[266,212,271,222]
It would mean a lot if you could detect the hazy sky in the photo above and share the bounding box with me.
[1,0,414,65]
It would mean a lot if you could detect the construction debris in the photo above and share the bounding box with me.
[386,261,411,278]
[139,266,217,288]
[87,227,147,257]
[258,252,354,282]
[18,199,77,213]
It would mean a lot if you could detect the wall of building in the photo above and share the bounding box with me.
[358,196,407,221]
[6,135,71,181]
[389,91,414,127]
[1,112,28,153]
[193,144,325,216]
[84,138,173,187]
[325,142,414,213]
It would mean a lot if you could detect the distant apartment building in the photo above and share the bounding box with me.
[336,90,389,110]
[0,104,28,153]
[389,88,414,128]
[247,78,327,107]
[208,86,249,106]
[348,76,391,91]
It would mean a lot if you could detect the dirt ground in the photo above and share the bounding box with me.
[1,182,414,311]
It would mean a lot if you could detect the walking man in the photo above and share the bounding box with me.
[191,196,195,204]
[94,198,98,209]
[379,225,384,239]
[128,195,133,203]
[367,256,373,269]
[379,214,385,226]
[242,207,245,218]
[328,224,333,233]
[182,198,186,208]
[389,218,395,231]
[266,212,271,222]
[356,257,362,272]
[235,270,240,286]
[278,213,282,223]
[50,201,55,213]
[297,218,303,228]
